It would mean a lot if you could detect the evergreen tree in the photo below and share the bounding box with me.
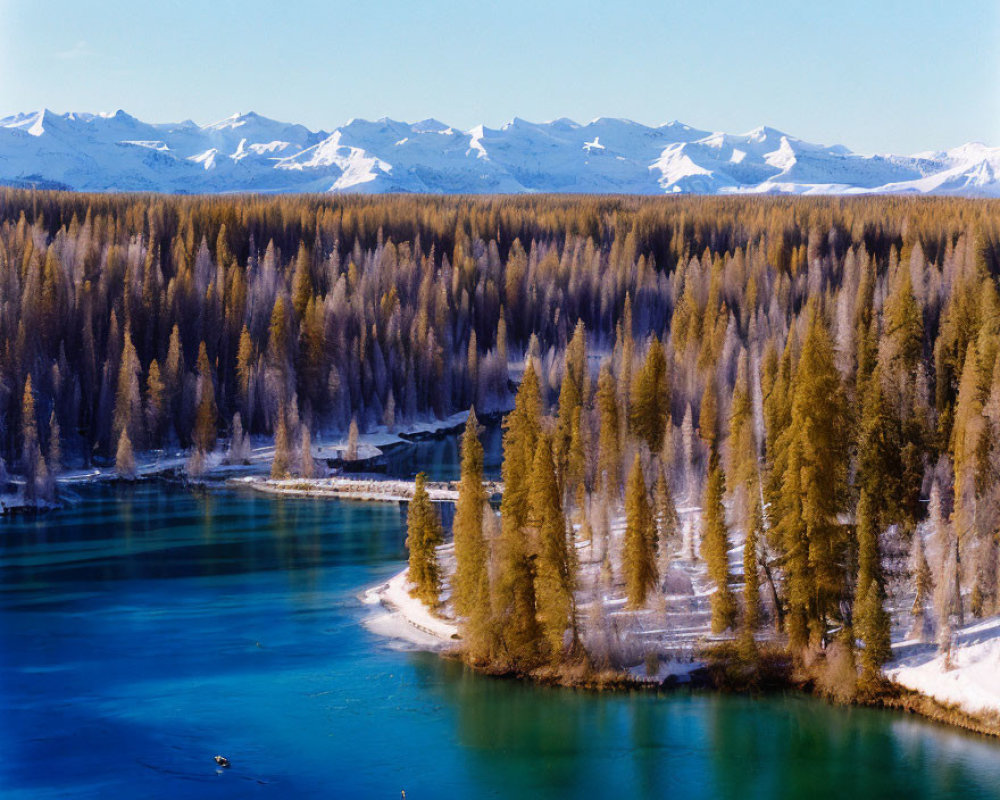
[909,531,934,642]
[20,376,41,502]
[300,426,315,478]
[193,341,217,454]
[345,417,360,461]
[453,408,488,618]
[47,410,61,477]
[630,337,669,452]
[654,466,679,573]
[529,434,574,659]
[726,351,759,531]
[226,412,251,465]
[144,359,166,447]
[271,413,291,479]
[596,362,621,497]
[406,472,443,605]
[854,489,891,680]
[775,305,849,649]
[741,496,764,641]
[495,362,543,667]
[566,408,588,511]
[115,429,136,480]
[702,452,737,632]
[113,327,143,450]
[623,454,658,608]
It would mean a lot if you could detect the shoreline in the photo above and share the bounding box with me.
[0,410,484,514]
[232,475,503,504]
[363,564,1000,738]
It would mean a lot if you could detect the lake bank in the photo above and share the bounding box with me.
[366,560,1000,739]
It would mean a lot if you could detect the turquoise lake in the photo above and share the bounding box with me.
[2,432,1000,799]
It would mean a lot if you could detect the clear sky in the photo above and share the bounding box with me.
[1,0,997,154]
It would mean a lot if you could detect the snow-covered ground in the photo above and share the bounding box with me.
[234,474,503,503]
[360,499,712,680]
[888,617,1000,719]
[360,486,1000,720]
[361,560,460,651]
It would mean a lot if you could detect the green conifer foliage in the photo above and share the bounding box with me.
[529,434,574,660]
[406,472,443,606]
[776,304,849,649]
[630,337,669,452]
[742,496,764,638]
[453,408,488,618]
[702,452,737,632]
[596,363,622,497]
[623,454,658,609]
[855,491,891,681]
[495,363,543,667]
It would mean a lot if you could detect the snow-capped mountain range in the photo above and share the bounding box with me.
[1,109,998,196]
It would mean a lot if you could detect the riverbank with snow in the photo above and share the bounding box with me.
[0,411,473,514]
[233,474,503,504]
[361,564,460,651]
[888,617,1000,723]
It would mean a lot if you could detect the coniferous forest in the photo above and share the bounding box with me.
[3,189,1000,687]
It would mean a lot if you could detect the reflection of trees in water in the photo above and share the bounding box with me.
[423,667,1000,800]
[444,664,587,793]
[702,693,1000,800]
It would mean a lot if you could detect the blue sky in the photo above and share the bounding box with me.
[1,0,997,153]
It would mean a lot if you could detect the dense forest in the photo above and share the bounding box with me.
[3,189,1000,681]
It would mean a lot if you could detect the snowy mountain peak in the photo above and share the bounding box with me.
[0,109,996,196]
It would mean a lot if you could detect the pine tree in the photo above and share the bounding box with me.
[20,376,40,502]
[113,327,143,450]
[699,378,718,453]
[164,324,184,437]
[623,454,658,608]
[453,408,488,618]
[726,351,759,531]
[236,326,254,415]
[300,426,315,478]
[529,434,574,660]
[930,479,963,649]
[565,408,588,510]
[775,304,849,649]
[741,495,764,641]
[345,417,360,461]
[909,530,934,642]
[494,362,543,667]
[951,343,991,616]
[654,466,679,573]
[702,452,737,632]
[291,241,312,318]
[47,410,61,476]
[115,429,136,480]
[855,490,891,681]
[406,472,443,605]
[144,359,166,447]
[630,337,669,452]
[193,341,217,454]
[226,412,251,465]
[555,364,582,474]
[271,413,291,479]
[858,363,919,531]
[596,362,621,496]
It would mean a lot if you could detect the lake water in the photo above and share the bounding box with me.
[2,432,1000,799]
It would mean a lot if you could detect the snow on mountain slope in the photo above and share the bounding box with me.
[0,109,997,196]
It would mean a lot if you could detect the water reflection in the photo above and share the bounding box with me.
[0,430,999,799]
